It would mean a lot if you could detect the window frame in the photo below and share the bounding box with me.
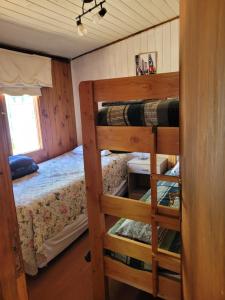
[0,95,45,163]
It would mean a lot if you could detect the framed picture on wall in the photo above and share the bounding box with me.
[135,52,157,75]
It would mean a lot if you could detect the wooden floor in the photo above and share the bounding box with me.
[27,222,159,300]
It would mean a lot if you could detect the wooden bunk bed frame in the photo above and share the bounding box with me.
[80,72,181,300]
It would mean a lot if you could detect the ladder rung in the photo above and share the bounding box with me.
[156,250,181,274]
[151,174,181,183]
[157,205,180,218]
[152,214,180,231]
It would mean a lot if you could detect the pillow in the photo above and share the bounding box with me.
[170,161,180,176]
[9,155,39,180]
[72,145,111,157]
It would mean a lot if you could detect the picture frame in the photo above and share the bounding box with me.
[135,51,157,75]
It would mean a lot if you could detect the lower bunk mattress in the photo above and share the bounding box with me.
[13,151,131,275]
[106,172,181,278]
[98,99,179,127]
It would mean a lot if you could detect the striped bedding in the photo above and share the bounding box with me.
[98,99,179,127]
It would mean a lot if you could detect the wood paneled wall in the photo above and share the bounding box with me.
[181,0,225,299]
[71,19,179,144]
[31,60,77,163]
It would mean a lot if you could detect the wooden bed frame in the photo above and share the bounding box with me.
[79,72,181,300]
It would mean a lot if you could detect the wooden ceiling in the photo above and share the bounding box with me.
[0,0,179,59]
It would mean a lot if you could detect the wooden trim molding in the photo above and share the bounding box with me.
[0,43,69,62]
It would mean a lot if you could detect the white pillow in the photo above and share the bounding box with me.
[72,145,111,157]
[170,161,180,176]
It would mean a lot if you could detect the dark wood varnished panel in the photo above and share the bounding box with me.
[34,60,77,162]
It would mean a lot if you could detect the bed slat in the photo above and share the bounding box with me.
[94,72,179,102]
[104,256,153,294]
[104,256,181,299]
[97,126,155,153]
[156,251,181,274]
[101,194,151,223]
[104,234,181,274]
[104,233,152,263]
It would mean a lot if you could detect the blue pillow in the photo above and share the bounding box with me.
[9,155,39,180]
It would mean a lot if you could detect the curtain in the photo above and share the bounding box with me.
[0,48,52,96]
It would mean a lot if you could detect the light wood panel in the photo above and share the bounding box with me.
[153,214,180,232]
[72,19,180,143]
[157,127,179,155]
[101,194,151,223]
[156,250,180,274]
[17,274,28,300]
[104,233,152,264]
[79,81,107,300]
[97,126,155,153]
[104,256,153,294]
[97,126,179,155]
[104,256,181,299]
[158,276,181,300]
[94,72,179,102]
[181,0,225,299]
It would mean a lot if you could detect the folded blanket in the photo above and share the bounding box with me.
[98,99,179,127]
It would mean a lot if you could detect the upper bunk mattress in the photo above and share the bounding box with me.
[98,99,179,127]
[13,151,131,275]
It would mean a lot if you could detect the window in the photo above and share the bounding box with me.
[5,95,42,155]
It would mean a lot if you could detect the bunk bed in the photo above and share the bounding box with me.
[79,72,181,300]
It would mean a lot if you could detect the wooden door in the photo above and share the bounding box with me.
[0,100,28,300]
[180,0,225,299]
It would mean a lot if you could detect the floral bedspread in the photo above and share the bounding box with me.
[13,151,130,275]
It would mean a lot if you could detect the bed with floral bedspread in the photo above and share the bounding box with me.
[13,151,131,275]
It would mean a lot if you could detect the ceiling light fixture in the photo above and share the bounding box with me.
[76,0,107,36]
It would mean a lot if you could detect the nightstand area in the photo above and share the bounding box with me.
[127,155,168,199]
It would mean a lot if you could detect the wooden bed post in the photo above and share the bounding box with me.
[150,129,158,297]
[79,81,108,300]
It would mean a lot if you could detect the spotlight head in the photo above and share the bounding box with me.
[92,6,107,24]
[99,7,107,17]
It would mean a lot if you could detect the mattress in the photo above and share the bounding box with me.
[13,151,132,275]
[107,170,181,275]
[98,99,179,127]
